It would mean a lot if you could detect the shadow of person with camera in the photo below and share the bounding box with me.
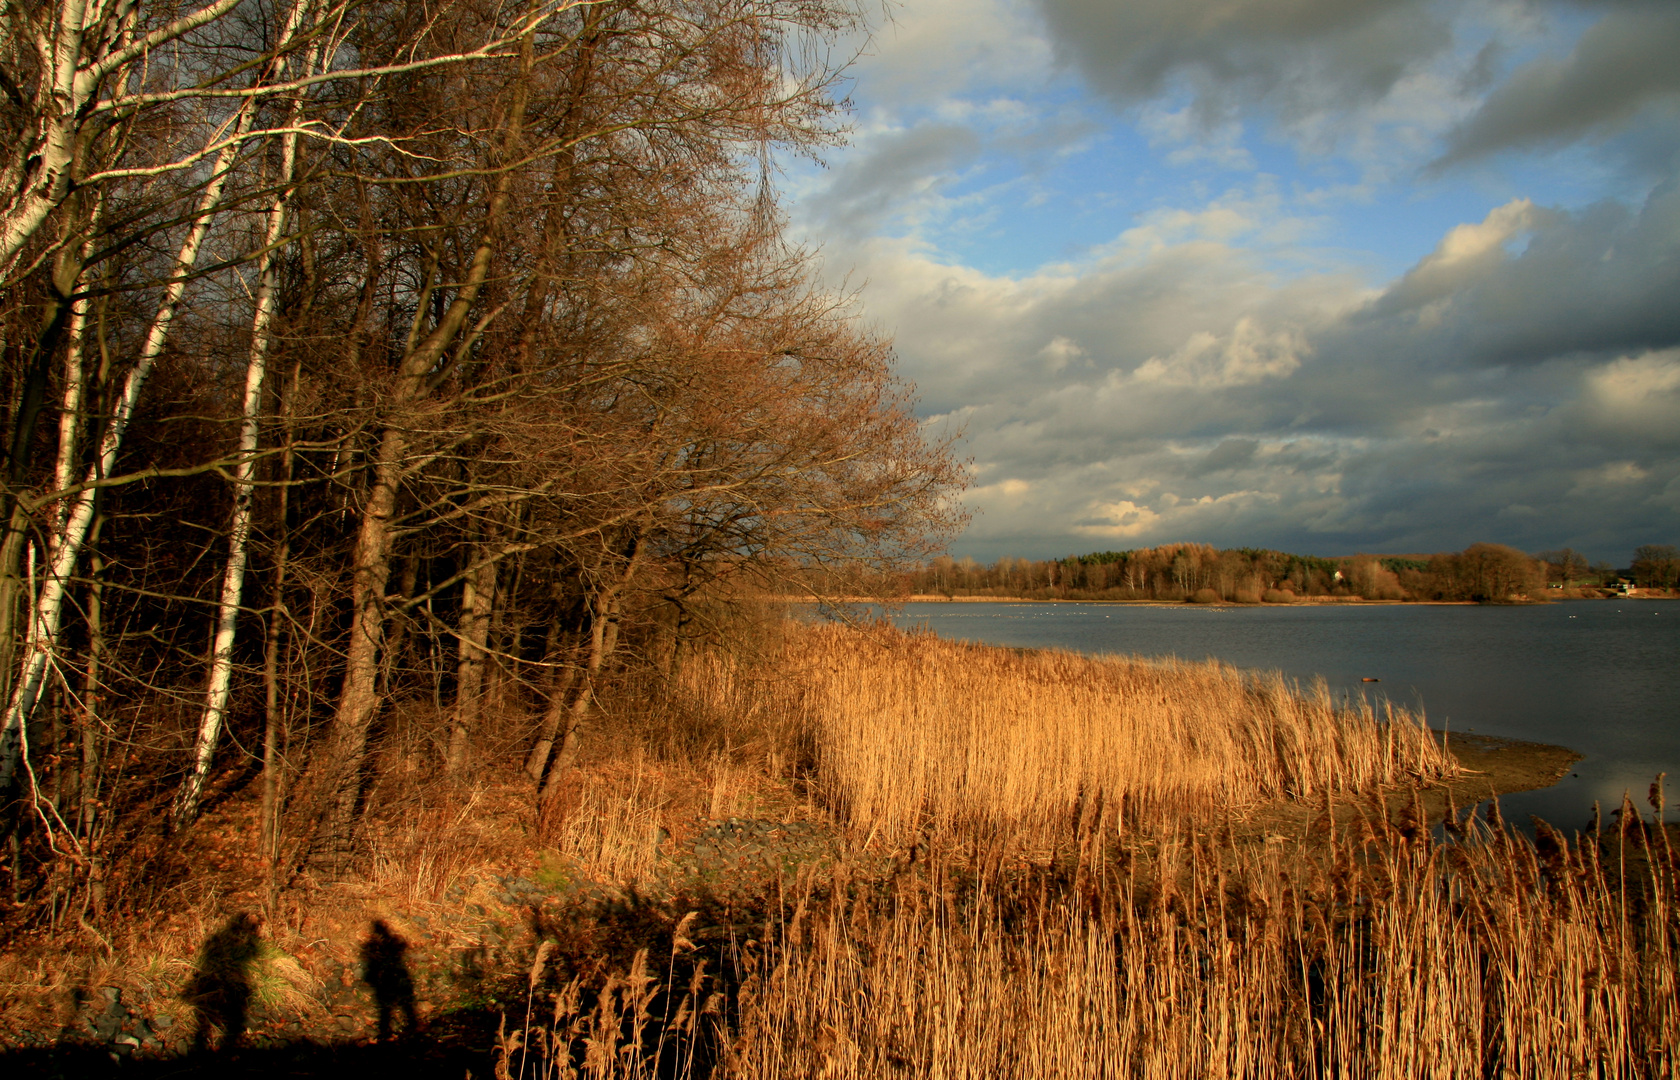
[360,919,418,1041]
[184,911,262,1054]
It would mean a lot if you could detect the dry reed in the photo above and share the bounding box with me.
[504,623,1675,1077]
[512,807,1678,1078]
[679,623,1456,849]
[732,804,1678,1078]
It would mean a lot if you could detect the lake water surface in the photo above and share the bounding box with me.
[886,600,1678,828]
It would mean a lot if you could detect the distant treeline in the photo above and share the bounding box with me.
[907,542,1680,604]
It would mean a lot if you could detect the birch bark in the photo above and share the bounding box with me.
[0,0,245,276]
[0,99,258,803]
[174,8,315,826]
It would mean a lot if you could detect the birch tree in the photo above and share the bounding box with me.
[0,0,579,822]
[0,0,971,914]
[0,95,258,803]
[173,7,319,826]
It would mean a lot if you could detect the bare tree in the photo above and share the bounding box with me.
[174,4,320,826]
[0,0,971,917]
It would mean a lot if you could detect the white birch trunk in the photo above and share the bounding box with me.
[0,100,257,800]
[51,298,90,538]
[0,0,246,276]
[173,5,313,825]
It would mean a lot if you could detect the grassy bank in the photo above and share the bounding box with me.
[2,623,1673,1077]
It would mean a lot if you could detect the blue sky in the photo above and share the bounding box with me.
[783,0,1680,564]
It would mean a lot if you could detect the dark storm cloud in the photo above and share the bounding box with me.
[1031,0,1450,125]
[1031,0,1680,172]
[1437,5,1680,165]
[1339,181,1680,376]
[814,124,981,235]
[1191,439,1260,476]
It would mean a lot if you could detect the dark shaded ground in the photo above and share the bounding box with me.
[0,1014,498,1079]
[1,874,787,1080]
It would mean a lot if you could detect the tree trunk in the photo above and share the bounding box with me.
[447,536,497,773]
[79,530,104,841]
[0,101,256,805]
[79,521,106,915]
[262,359,300,901]
[175,47,310,824]
[537,590,616,800]
[536,533,644,798]
[380,555,420,699]
[300,37,532,855]
[0,228,93,711]
[524,621,580,781]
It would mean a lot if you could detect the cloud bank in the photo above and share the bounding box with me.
[791,0,1680,562]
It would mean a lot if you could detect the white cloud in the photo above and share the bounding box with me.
[832,180,1680,558]
[1076,499,1162,538]
[1582,349,1680,442]
[1038,335,1087,374]
[1132,318,1308,389]
[1424,198,1537,268]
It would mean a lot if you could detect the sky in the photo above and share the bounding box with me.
[781,0,1680,565]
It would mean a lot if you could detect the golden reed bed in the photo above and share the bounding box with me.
[679,623,1457,847]
[502,624,1677,1078]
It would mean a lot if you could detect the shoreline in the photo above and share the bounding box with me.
[1438,730,1583,805]
[1236,730,1583,845]
[895,593,1673,606]
[789,593,1675,606]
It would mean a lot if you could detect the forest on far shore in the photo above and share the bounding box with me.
[906,542,1680,604]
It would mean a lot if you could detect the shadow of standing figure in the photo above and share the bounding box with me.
[360,919,418,1041]
[184,912,261,1053]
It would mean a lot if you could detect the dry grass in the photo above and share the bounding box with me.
[10,620,1674,1076]
[509,802,1680,1079]
[729,804,1678,1078]
[502,623,1677,1078]
[680,623,1456,850]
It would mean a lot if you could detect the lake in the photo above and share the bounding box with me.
[883,599,1679,828]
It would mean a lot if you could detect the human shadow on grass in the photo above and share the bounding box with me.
[361,918,419,1042]
[184,911,262,1054]
[3,881,795,1079]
